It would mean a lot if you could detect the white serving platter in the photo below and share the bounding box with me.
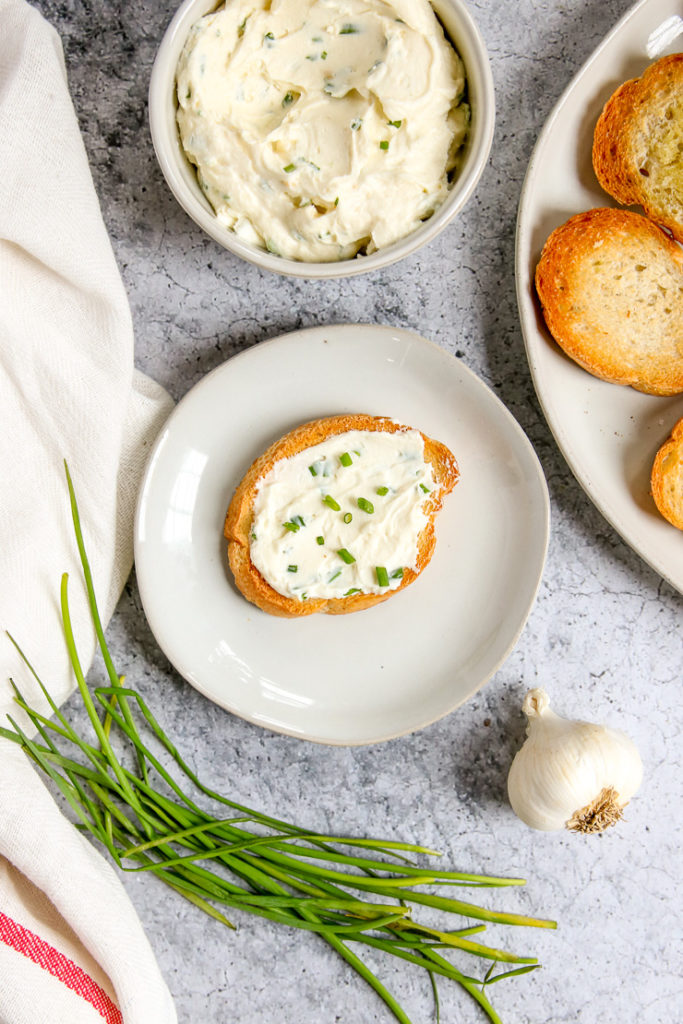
[516,0,683,594]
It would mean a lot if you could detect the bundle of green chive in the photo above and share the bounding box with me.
[0,465,556,1024]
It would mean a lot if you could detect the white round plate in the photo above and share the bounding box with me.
[134,325,549,745]
[516,0,683,594]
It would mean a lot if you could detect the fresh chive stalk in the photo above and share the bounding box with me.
[0,464,556,1024]
[323,495,341,511]
[376,486,389,496]
[343,513,353,524]
[339,452,353,467]
[316,536,325,546]
[357,498,374,514]
[337,549,356,564]
[375,566,390,587]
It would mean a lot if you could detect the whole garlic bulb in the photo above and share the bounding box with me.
[507,688,643,833]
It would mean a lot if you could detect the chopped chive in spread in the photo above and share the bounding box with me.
[338,548,356,564]
[328,570,342,582]
[388,119,402,129]
[343,512,353,524]
[251,531,257,540]
[301,593,308,600]
[238,16,247,35]
[339,452,352,467]
[376,486,389,496]
[340,23,359,34]
[334,197,339,207]
[308,464,318,476]
[419,483,431,493]
[283,521,300,533]
[283,163,297,173]
[375,566,389,587]
[357,497,374,514]
[344,588,361,596]
[379,140,390,151]
[287,565,298,573]
[321,50,328,59]
[316,535,325,545]
[351,118,363,131]
[292,515,306,527]
[391,568,404,579]
[264,31,275,42]
[283,91,294,107]
[323,495,341,511]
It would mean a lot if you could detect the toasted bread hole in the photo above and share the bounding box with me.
[634,264,646,272]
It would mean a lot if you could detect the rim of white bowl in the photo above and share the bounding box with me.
[149,0,495,279]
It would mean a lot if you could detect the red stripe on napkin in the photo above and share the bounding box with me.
[0,911,122,1023]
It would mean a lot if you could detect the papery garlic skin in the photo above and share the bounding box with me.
[507,688,643,833]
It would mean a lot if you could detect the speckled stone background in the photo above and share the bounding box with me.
[29,1,683,1022]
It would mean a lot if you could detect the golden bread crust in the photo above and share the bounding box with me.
[224,414,459,617]
[651,417,683,530]
[592,77,642,205]
[592,54,683,242]
[534,208,683,396]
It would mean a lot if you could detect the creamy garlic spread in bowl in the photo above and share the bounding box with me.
[150,0,494,277]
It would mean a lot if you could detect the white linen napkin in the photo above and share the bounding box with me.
[0,0,177,1020]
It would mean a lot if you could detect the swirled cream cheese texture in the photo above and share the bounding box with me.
[249,428,436,600]
[175,0,469,261]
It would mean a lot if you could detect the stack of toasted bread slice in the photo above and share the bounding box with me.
[535,54,683,397]
[534,53,683,529]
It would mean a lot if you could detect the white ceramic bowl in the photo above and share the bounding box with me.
[149,0,495,278]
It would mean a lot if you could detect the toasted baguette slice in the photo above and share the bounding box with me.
[651,417,683,530]
[592,54,683,242]
[534,208,683,396]
[224,414,459,617]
